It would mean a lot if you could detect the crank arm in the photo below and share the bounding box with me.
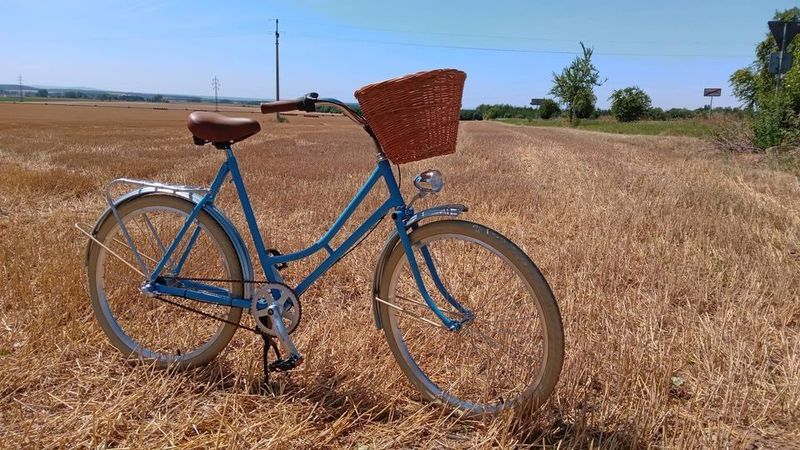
[267,303,303,363]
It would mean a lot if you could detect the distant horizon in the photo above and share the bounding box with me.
[0,81,750,111]
[3,0,794,110]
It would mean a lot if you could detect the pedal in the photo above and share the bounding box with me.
[268,354,303,372]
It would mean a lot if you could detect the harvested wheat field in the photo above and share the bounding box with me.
[0,103,799,448]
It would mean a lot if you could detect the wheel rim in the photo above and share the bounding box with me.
[94,205,236,365]
[387,233,548,414]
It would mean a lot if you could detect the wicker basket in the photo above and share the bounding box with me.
[355,69,466,164]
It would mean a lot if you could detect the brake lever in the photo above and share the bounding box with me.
[298,92,319,112]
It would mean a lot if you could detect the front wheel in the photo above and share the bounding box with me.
[377,220,564,416]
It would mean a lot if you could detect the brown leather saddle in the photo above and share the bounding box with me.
[187,111,260,148]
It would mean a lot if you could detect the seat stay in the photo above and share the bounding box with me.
[148,161,231,282]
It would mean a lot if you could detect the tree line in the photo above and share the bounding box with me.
[459,5,799,155]
[458,104,743,121]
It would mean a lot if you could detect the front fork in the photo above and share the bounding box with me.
[391,214,474,331]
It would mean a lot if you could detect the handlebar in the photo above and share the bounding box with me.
[260,94,317,114]
[260,93,366,126]
[259,99,307,114]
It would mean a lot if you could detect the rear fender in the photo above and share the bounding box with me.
[83,188,254,300]
[371,203,467,329]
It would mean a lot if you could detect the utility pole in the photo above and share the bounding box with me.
[18,75,23,102]
[777,22,788,95]
[708,95,714,118]
[212,76,220,111]
[275,18,281,121]
[768,19,800,97]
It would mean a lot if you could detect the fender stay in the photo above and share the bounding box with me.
[371,203,467,329]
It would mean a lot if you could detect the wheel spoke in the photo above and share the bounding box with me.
[141,212,168,257]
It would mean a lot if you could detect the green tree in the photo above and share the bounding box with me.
[730,8,800,111]
[550,42,605,123]
[37,89,48,98]
[609,86,652,122]
[538,99,560,119]
[729,8,800,148]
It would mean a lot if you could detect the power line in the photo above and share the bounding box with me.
[317,22,756,48]
[286,32,752,59]
[212,76,220,111]
[18,74,23,102]
[30,24,753,59]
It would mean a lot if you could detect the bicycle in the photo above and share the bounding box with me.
[79,70,564,416]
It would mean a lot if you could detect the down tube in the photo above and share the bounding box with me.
[293,160,405,295]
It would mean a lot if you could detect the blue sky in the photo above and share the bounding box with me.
[1,0,795,108]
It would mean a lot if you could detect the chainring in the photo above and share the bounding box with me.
[250,282,301,336]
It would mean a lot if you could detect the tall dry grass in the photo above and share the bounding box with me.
[0,103,799,448]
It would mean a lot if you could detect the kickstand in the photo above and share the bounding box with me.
[260,332,281,392]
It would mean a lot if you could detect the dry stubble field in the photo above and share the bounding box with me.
[0,103,799,448]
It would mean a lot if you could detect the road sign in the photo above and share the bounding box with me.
[769,51,794,74]
[769,20,800,50]
[530,98,545,106]
[703,88,721,97]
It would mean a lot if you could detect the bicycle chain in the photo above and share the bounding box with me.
[152,292,260,334]
[155,275,293,335]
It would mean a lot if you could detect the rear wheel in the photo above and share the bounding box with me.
[377,220,564,416]
[87,194,244,369]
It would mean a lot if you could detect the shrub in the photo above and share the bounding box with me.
[459,110,484,121]
[538,99,560,119]
[752,97,800,149]
[610,86,652,122]
[666,108,694,120]
[710,115,758,153]
[766,145,800,176]
[648,107,667,121]
[573,89,596,119]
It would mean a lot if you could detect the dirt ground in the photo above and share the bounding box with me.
[1,103,798,448]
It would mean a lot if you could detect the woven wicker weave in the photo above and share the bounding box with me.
[355,69,466,164]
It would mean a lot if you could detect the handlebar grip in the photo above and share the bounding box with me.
[260,99,304,114]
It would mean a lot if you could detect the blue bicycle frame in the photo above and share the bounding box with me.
[142,146,467,330]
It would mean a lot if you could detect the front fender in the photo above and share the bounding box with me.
[371,203,467,329]
[83,188,254,300]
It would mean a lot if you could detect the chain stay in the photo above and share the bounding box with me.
[153,293,259,333]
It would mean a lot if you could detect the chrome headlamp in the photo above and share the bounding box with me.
[409,169,444,206]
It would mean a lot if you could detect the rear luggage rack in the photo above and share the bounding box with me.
[103,178,212,275]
